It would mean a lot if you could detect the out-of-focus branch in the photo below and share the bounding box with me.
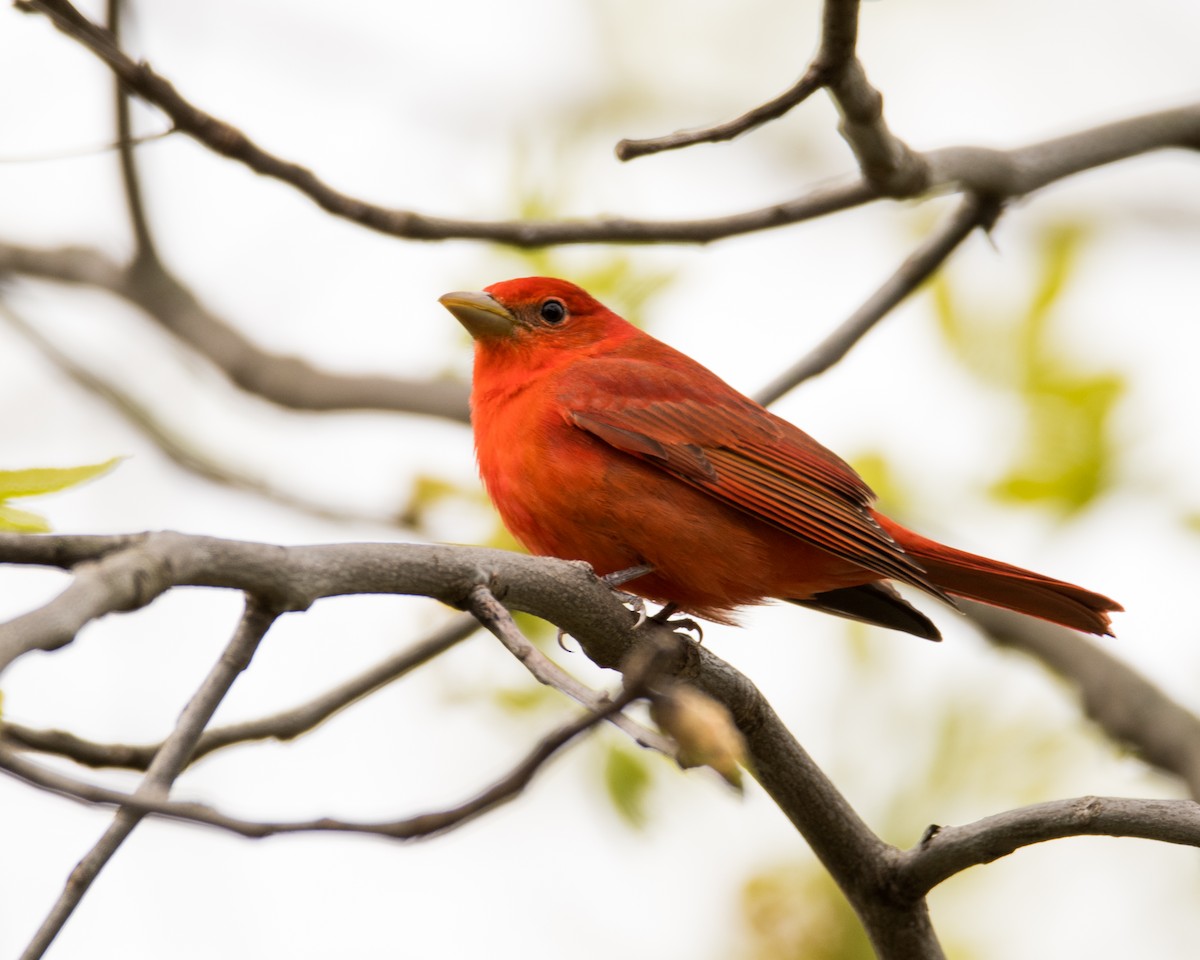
[2,613,482,769]
[897,795,1200,894]
[17,0,880,244]
[19,595,278,960]
[20,0,1200,249]
[618,0,930,197]
[0,677,641,844]
[962,601,1200,801]
[0,241,472,423]
[754,192,1001,405]
[0,298,432,523]
[107,0,157,266]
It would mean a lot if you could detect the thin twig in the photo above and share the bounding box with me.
[3,613,481,769]
[615,66,823,160]
[107,0,157,266]
[0,679,641,842]
[466,584,673,754]
[896,795,1200,895]
[19,595,278,960]
[0,127,174,165]
[754,192,1000,405]
[618,0,930,195]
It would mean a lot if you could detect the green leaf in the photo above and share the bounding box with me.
[930,222,1122,515]
[0,458,121,499]
[493,684,555,713]
[0,503,52,533]
[603,742,653,829]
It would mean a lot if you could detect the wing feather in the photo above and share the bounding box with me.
[560,357,946,598]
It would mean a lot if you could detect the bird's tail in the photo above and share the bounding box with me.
[875,514,1122,637]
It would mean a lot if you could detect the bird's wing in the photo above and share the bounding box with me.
[560,357,944,596]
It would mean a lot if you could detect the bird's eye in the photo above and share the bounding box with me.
[539,299,567,325]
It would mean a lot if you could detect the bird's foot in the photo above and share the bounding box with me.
[648,602,704,643]
[602,564,654,627]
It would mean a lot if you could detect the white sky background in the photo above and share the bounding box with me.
[2,0,1200,957]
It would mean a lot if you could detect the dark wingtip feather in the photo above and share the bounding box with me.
[789,583,943,641]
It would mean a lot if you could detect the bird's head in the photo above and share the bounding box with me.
[439,277,634,358]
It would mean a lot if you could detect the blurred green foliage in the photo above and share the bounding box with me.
[737,865,874,960]
[848,450,911,515]
[0,458,120,532]
[603,740,655,829]
[932,223,1124,516]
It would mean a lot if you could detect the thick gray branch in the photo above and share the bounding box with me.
[897,796,1200,894]
[963,602,1200,801]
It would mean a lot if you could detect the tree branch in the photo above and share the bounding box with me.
[19,595,278,960]
[465,584,674,753]
[962,602,1200,801]
[107,0,158,267]
[615,65,824,160]
[18,0,1199,252]
[0,676,642,844]
[0,297,435,523]
[0,533,671,753]
[819,1,929,196]
[897,795,1200,895]
[754,192,1001,404]
[0,240,472,422]
[2,613,482,769]
[618,0,926,195]
[7,533,1197,959]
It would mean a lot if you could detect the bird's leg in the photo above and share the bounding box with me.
[649,602,704,643]
[596,565,704,641]
[601,564,654,627]
[556,564,656,649]
[603,563,655,588]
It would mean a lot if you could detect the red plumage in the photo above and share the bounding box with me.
[440,277,1120,640]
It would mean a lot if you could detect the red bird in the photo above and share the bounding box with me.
[440,277,1120,640]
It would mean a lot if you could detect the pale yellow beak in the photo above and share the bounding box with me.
[439,290,517,341]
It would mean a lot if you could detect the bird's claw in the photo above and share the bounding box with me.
[664,615,703,643]
[644,602,704,642]
[555,627,574,652]
[601,565,653,627]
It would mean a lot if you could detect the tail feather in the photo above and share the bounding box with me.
[876,515,1122,637]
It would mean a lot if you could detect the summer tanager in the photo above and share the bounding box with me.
[440,277,1120,640]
